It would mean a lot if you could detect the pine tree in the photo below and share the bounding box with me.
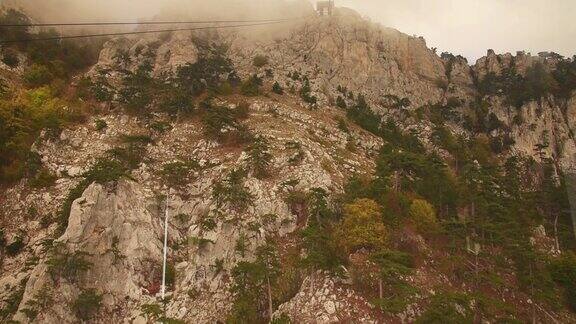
[247,136,273,179]
[272,81,284,95]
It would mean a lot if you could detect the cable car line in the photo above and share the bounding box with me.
[0,19,300,45]
[0,17,302,28]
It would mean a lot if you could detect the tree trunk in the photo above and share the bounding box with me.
[378,277,383,300]
[565,172,576,242]
[530,263,536,324]
[554,213,561,252]
[267,274,273,320]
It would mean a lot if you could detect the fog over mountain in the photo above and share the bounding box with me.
[3,0,575,62]
[339,0,576,62]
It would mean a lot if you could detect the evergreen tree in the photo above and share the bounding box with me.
[272,81,284,95]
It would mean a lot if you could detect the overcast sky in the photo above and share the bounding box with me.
[4,0,575,63]
[338,0,576,62]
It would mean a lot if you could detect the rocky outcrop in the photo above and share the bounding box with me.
[274,272,381,323]
[231,11,446,109]
[90,32,199,79]
[14,180,163,323]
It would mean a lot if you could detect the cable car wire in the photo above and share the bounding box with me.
[0,19,301,45]
[0,17,301,28]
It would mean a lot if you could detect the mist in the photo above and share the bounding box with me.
[338,0,576,62]
[1,0,313,22]
[2,0,575,62]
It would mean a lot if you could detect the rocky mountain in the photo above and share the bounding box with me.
[1,5,576,324]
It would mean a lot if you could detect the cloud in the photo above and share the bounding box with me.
[3,0,574,62]
[337,0,576,62]
[2,0,312,21]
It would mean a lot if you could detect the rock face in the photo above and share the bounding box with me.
[464,50,576,167]
[14,180,163,323]
[232,10,446,109]
[90,32,199,79]
[274,272,381,323]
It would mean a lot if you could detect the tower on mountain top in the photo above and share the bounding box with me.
[317,0,335,16]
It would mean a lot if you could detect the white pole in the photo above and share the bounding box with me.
[161,195,169,300]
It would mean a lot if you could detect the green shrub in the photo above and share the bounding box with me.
[175,213,191,224]
[46,244,92,282]
[2,50,19,68]
[201,102,253,145]
[202,104,238,139]
[241,75,262,96]
[160,160,200,186]
[288,71,300,81]
[408,199,441,236]
[228,243,280,324]
[246,136,273,179]
[549,253,576,311]
[212,169,254,212]
[0,278,27,321]
[149,121,172,133]
[166,263,176,288]
[6,236,25,256]
[300,223,345,273]
[85,158,130,183]
[195,213,217,231]
[140,303,162,321]
[118,63,155,112]
[94,119,107,131]
[336,96,347,109]
[235,101,250,119]
[24,64,54,88]
[72,289,102,321]
[336,199,388,254]
[190,237,215,249]
[415,292,473,324]
[56,179,90,235]
[336,117,349,133]
[271,313,291,324]
[21,286,53,321]
[121,133,152,144]
[346,95,381,135]
[228,261,265,323]
[272,82,284,95]
[285,141,305,165]
[236,124,255,145]
[176,45,235,96]
[299,79,317,105]
[216,80,234,95]
[157,83,194,116]
[235,233,249,257]
[253,55,269,68]
[29,168,57,188]
[373,281,418,314]
[90,70,115,102]
[0,229,6,248]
